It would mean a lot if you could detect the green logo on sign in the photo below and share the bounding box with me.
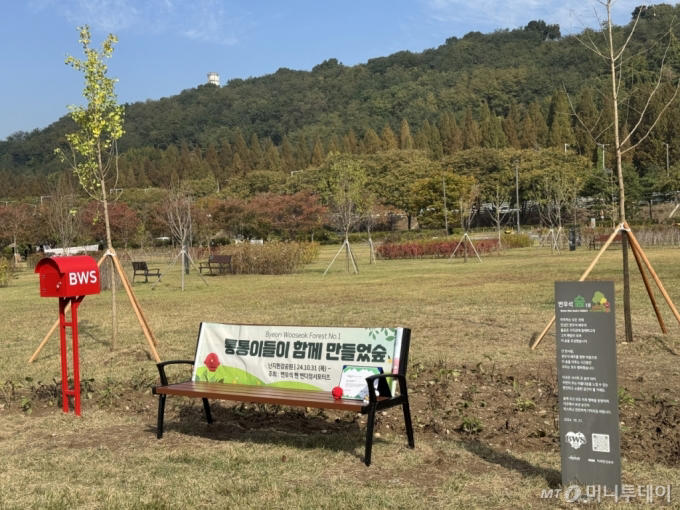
[591,291,611,312]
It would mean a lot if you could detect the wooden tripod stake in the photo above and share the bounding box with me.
[550,227,563,254]
[29,250,161,363]
[530,222,680,350]
[153,247,208,291]
[449,232,482,262]
[323,238,359,275]
[368,237,376,264]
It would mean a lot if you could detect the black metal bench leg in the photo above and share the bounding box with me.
[364,404,377,466]
[403,400,415,448]
[202,398,213,424]
[156,395,166,439]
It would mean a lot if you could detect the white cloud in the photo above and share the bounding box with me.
[64,0,140,32]
[175,0,244,45]
[31,0,249,45]
[422,0,645,35]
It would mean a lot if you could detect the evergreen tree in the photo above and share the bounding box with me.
[528,101,549,148]
[381,123,398,150]
[573,87,598,160]
[450,115,463,153]
[265,143,282,172]
[400,119,414,150]
[327,134,341,154]
[519,111,537,149]
[311,135,325,165]
[217,140,233,181]
[121,160,136,187]
[362,127,382,154]
[161,144,180,182]
[137,161,151,187]
[233,152,246,176]
[414,121,431,151]
[280,135,295,172]
[547,89,575,149]
[250,133,264,169]
[205,143,221,177]
[439,111,462,155]
[502,103,522,148]
[296,133,311,168]
[233,130,251,171]
[343,129,359,154]
[480,102,507,148]
[428,123,444,159]
[179,141,193,179]
[462,108,481,149]
[439,112,453,154]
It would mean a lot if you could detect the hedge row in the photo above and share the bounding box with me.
[0,258,10,287]
[226,242,319,274]
[500,233,533,248]
[376,238,501,259]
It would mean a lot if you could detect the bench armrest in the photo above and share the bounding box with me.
[365,373,408,403]
[156,359,194,386]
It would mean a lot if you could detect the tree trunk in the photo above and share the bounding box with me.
[496,212,502,254]
[181,249,185,292]
[607,2,633,342]
[100,176,117,350]
[622,232,633,342]
[183,242,189,275]
[442,175,449,235]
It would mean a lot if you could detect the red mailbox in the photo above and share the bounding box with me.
[35,255,101,416]
[35,255,100,297]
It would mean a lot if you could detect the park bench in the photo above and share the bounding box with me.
[131,261,161,283]
[589,233,623,250]
[198,254,232,275]
[152,323,414,466]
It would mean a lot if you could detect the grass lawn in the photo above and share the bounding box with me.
[1,242,679,509]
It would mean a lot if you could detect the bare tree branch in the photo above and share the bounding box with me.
[613,5,643,62]
[575,29,609,60]
[622,82,680,153]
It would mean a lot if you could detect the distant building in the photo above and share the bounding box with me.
[207,72,220,86]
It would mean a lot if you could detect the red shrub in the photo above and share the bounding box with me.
[376,238,500,259]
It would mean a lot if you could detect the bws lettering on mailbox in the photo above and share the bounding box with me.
[68,271,98,286]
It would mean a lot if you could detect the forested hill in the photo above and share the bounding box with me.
[119,18,572,150]
[2,4,679,195]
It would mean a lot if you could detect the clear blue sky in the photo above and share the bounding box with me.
[1,0,644,141]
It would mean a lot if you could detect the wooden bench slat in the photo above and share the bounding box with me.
[152,326,414,466]
[132,261,161,282]
[589,233,623,250]
[199,255,232,275]
[155,381,365,412]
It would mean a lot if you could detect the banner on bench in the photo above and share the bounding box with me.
[192,323,404,397]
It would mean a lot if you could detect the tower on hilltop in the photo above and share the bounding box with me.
[207,72,220,86]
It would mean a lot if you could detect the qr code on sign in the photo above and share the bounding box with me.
[592,433,610,453]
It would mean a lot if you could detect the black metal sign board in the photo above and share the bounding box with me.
[555,281,621,490]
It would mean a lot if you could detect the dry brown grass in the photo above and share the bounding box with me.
[1,243,679,508]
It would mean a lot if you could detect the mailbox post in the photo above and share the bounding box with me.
[35,256,100,415]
